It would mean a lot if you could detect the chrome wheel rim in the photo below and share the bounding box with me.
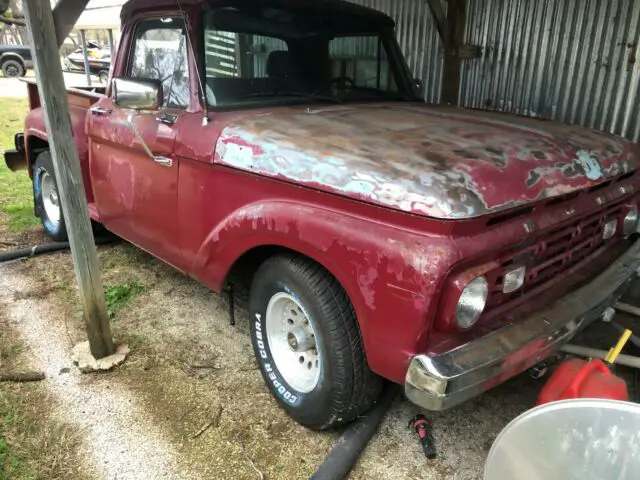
[6,64,19,77]
[41,171,61,228]
[265,292,321,393]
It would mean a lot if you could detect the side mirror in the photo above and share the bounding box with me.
[112,77,163,110]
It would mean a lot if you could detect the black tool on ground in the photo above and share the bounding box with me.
[226,284,235,326]
[408,414,437,459]
[527,362,548,379]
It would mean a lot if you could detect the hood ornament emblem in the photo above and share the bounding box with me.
[575,149,603,181]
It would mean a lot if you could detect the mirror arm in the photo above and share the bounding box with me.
[113,114,156,160]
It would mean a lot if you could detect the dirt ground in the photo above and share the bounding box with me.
[3,234,637,480]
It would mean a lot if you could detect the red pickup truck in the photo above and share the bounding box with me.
[5,0,640,430]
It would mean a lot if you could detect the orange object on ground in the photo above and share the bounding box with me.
[536,359,628,405]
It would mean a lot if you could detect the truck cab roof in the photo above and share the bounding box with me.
[120,0,395,27]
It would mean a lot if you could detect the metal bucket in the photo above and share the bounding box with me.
[485,399,640,480]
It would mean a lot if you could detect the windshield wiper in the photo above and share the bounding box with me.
[238,91,343,104]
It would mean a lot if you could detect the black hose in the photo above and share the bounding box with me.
[311,384,399,480]
[0,236,117,263]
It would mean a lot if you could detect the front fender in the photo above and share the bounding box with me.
[192,200,458,383]
[24,105,94,203]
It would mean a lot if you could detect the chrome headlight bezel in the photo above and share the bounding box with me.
[623,205,639,235]
[455,276,489,329]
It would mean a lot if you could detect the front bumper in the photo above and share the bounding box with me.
[3,133,27,172]
[405,239,640,411]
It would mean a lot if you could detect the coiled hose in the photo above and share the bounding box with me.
[0,236,117,263]
[311,384,399,480]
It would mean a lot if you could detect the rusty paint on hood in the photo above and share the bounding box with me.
[214,103,638,219]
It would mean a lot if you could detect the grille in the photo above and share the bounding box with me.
[484,200,626,317]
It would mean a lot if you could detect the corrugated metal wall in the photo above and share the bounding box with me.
[351,0,640,142]
[348,0,444,103]
[461,0,640,142]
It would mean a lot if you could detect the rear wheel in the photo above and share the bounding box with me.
[33,151,68,241]
[98,70,109,84]
[249,254,382,430]
[2,59,25,78]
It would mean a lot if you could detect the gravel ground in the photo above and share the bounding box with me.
[0,246,545,480]
[0,263,196,480]
[4,242,636,479]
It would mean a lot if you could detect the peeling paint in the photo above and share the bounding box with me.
[215,103,638,219]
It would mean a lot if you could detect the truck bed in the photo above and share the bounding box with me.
[24,79,105,111]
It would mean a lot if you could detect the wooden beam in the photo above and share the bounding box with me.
[52,0,90,47]
[425,0,449,46]
[23,0,115,359]
[441,0,466,105]
[0,15,25,27]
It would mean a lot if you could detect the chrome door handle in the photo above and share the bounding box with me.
[153,156,173,167]
[90,106,112,116]
[156,113,178,125]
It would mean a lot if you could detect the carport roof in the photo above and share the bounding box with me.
[75,0,126,30]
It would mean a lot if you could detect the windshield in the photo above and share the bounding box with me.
[203,5,414,107]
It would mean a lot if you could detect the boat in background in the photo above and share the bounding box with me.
[65,41,111,81]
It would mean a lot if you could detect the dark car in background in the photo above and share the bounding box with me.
[0,44,32,77]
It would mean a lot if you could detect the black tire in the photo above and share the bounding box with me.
[2,59,25,78]
[249,254,382,430]
[33,151,68,242]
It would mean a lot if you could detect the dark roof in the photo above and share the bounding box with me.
[121,0,394,27]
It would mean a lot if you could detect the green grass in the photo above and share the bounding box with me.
[0,411,33,480]
[105,281,146,318]
[0,97,39,231]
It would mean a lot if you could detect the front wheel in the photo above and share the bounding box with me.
[33,151,68,241]
[2,59,25,78]
[249,254,382,430]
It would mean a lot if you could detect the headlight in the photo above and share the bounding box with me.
[455,276,489,329]
[623,205,639,235]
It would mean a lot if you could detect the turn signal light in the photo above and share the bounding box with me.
[603,219,617,240]
[503,266,526,293]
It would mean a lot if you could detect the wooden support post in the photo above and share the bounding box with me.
[441,0,466,105]
[107,29,114,57]
[426,0,450,46]
[53,0,90,48]
[23,0,115,359]
[79,29,92,87]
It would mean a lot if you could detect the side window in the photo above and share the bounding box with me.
[205,31,288,79]
[204,29,294,106]
[129,17,190,108]
[329,36,397,92]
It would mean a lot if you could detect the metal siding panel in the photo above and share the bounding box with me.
[459,0,640,141]
[350,0,639,142]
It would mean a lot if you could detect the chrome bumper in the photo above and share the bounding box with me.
[405,240,640,411]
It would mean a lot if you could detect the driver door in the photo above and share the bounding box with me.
[88,16,191,269]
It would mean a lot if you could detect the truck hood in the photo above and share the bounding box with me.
[215,103,638,219]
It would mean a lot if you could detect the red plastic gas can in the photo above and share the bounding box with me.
[537,359,628,405]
